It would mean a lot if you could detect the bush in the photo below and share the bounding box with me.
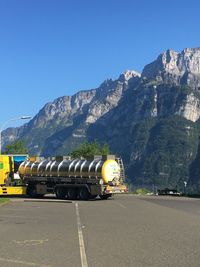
[3,140,28,154]
[70,141,110,158]
[134,188,152,195]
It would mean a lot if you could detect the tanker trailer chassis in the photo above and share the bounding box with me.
[24,175,126,200]
[19,155,128,200]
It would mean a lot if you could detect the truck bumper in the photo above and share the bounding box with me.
[104,185,128,194]
[0,186,27,195]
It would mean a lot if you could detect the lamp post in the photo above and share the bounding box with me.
[183,181,187,196]
[0,116,32,154]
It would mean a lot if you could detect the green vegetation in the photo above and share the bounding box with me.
[70,141,110,158]
[3,140,28,154]
[0,198,9,205]
[128,116,200,190]
[189,141,200,193]
[134,188,152,195]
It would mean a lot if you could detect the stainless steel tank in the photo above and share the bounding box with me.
[19,156,121,184]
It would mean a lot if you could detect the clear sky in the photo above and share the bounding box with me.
[0,0,200,128]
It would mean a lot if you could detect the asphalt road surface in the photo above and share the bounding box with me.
[0,195,200,267]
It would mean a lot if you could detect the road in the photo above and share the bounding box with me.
[0,195,200,267]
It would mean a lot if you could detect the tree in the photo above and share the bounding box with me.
[3,140,28,154]
[70,141,110,158]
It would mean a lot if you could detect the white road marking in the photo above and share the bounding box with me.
[1,207,42,211]
[118,203,127,209]
[13,239,48,246]
[75,202,88,267]
[0,215,31,218]
[0,257,50,266]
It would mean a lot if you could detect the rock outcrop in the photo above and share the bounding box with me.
[142,48,200,90]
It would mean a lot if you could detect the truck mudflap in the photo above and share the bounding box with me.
[104,184,128,194]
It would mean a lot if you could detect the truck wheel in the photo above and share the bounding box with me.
[90,195,97,199]
[79,187,90,200]
[55,187,67,199]
[27,185,37,198]
[67,188,78,200]
[100,194,111,200]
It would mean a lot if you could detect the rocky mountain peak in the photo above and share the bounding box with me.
[118,70,141,82]
[142,47,200,89]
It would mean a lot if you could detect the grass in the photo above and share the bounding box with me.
[0,198,9,205]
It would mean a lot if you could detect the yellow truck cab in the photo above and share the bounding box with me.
[0,155,27,195]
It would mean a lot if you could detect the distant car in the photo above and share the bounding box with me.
[157,188,181,196]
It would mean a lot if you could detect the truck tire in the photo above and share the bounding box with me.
[55,187,67,199]
[79,187,90,200]
[27,185,37,198]
[100,194,112,200]
[67,188,78,200]
[90,195,97,199]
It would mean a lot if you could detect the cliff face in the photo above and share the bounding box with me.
[141,48,200,123]
[142,48,200,90]
[3,48,200,190]
[3,70,140,155]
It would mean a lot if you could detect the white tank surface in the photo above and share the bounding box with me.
[19,155,122,185]
[101,159,121,183]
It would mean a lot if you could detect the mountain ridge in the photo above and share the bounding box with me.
[3,47,200,191]
[142,47,200,90]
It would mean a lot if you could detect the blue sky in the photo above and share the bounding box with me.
[0,0,200,128]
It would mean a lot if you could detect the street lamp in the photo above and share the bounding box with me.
[0,116,32,154]
[183,181,187,195]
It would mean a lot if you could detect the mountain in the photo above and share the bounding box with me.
[87,81,200,189]
[142,48,200,90]
[3,70,140,155]
[3,48,200,191]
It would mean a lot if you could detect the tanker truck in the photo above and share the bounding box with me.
[19,155,127,200]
